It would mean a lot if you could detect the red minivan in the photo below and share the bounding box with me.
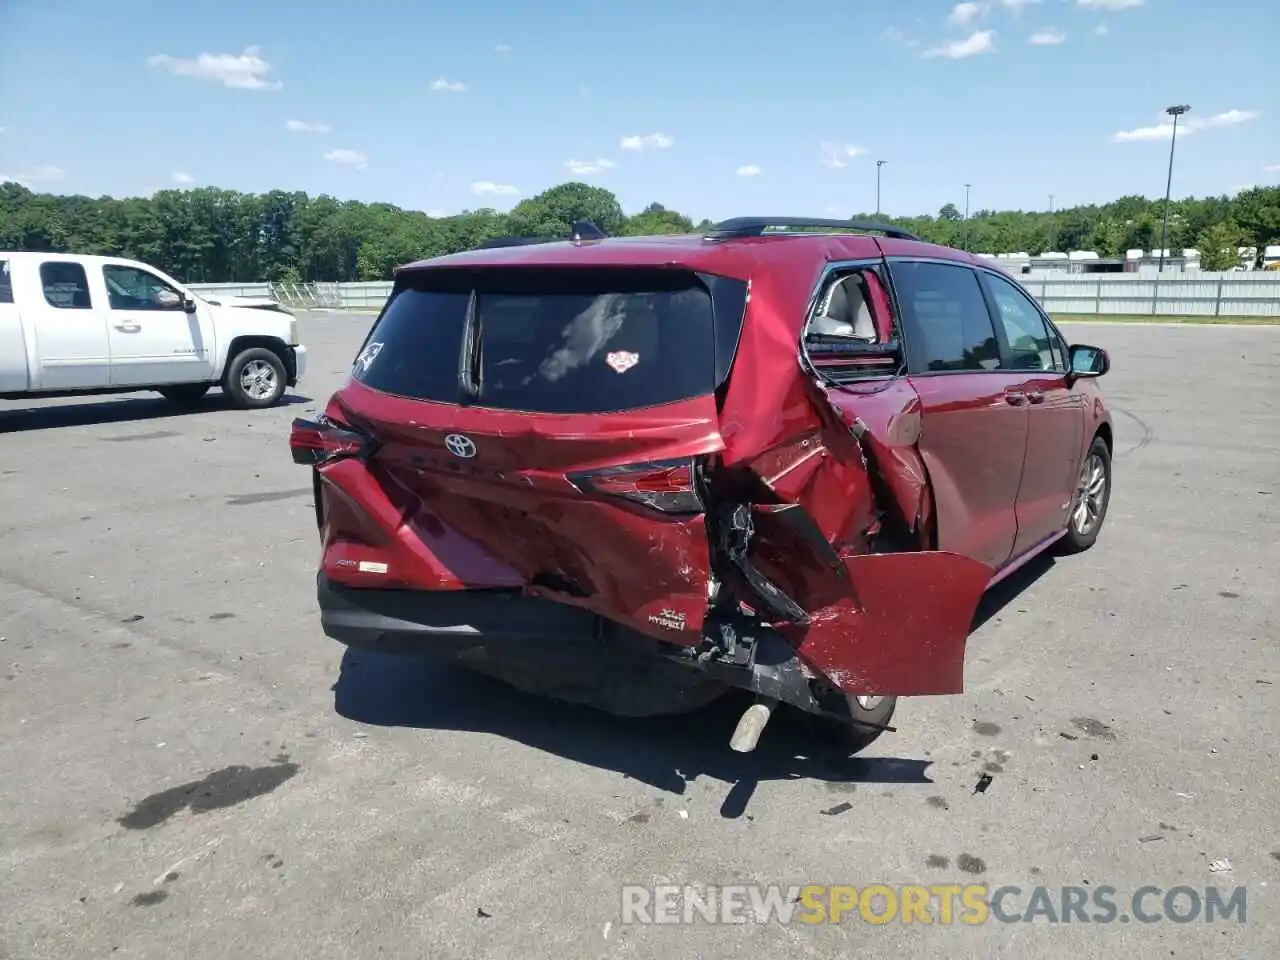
[290,218,1114,755]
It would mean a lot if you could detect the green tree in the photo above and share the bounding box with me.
[1197,219,1244,271]
[3,179,1278,282]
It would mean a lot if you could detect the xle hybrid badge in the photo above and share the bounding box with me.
[444,434,477,459]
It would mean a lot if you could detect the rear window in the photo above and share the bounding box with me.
[352,267,739,414]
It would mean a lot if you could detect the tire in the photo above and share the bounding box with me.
[801,694,898,755]
[157,383,211,407]
[1057,434,1112,554]
[222,347,287,409]
[841,694,898,754]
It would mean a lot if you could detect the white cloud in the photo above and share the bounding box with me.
[620,133,674,151]
[1077,0,1142,8]
[821,143,869,168]
[949,0,1037,25]
[736,164,762,178]
[172,172,195,185]
[472,181,519,196]
[924,30,996,58]
[1264,164,1280,173]
[1111,109,1260,143]
[286,119,331,134]
[0,164,64,188]
[430,78,467,92]
[1029,27,1066,44]
[146,46,280,90]
[324,149,368,169]
[948,2,985,25]
[564,157,616,176]
[495,43,512,53]
[1095,23,1109,34]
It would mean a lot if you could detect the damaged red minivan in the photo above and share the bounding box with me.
[290,217,1113,754]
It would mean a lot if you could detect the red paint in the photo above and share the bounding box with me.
[784,551,994,695]
[294,228,1113,701]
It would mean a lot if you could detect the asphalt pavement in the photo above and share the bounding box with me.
[1,314,1277,959]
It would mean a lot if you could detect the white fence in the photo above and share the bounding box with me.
[189,271,1280,319]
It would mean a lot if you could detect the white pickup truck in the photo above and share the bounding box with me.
[0,252,307,408]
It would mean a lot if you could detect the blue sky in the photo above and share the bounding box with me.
[1,0,1276,221]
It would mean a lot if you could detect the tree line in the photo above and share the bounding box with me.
[2,180,1277,282]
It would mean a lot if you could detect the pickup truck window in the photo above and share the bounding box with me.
[0,261,12,304]
[40,261,93,310]
[102,265,184,311]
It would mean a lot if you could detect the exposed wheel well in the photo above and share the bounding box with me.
[223,336,293,380]
[1095,421,1113,455]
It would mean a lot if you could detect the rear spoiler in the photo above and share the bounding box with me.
[475,220,607,249]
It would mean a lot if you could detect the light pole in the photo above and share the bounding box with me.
[1049,194,1055,214]
[1158,104,1191,273]
[875,160,886,215]
[962,183,972,250]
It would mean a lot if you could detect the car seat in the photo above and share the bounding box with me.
[810,275,877,339]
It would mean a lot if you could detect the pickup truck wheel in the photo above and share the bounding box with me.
[157,384,210,407]
[223,347,286,409]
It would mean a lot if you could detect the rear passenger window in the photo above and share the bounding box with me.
[0,261,12,304]
[39,261,93,309]
[891,262,999,373]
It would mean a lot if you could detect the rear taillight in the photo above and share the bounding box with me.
[568,459,702,515]
[289,415,374,466]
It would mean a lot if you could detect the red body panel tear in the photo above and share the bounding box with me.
[783,551,993,695]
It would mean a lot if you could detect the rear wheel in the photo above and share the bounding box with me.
[222,347,286,409]
[840,695,898,754]
[1057,435,1111,554]
[157,383,211,407]
[801,693,898,755]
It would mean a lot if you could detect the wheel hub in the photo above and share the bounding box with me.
[1072,452,1107,535]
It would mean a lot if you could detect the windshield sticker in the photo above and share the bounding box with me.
[354,341,383,374]
[606,351,640,374]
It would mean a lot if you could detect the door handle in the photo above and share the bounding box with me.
[1026,390,1045,404]
[1004,391,1026,405]
[113,323,141,333]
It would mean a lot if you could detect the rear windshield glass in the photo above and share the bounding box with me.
[352,268,718,414]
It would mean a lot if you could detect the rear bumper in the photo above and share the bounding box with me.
[316,574,826,716]
[317,573,599,654]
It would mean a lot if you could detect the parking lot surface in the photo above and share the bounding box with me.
[2,314,1278,959]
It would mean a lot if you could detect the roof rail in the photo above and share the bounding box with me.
[474,220,607,250]
[705,217,921,242]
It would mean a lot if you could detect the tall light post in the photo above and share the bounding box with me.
[1049,194,1055,214]
[1158,104,1191,273]
[875,160,887,215]
[962,183,972,250]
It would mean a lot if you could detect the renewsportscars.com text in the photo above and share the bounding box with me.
[620,884,1248,926]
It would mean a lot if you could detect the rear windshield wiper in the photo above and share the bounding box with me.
[457,288,482,401]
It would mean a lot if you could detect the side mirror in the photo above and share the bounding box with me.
[181,296,197,313]
[1069,344,1109,378]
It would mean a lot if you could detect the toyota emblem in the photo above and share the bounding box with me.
[444,433,477,459]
